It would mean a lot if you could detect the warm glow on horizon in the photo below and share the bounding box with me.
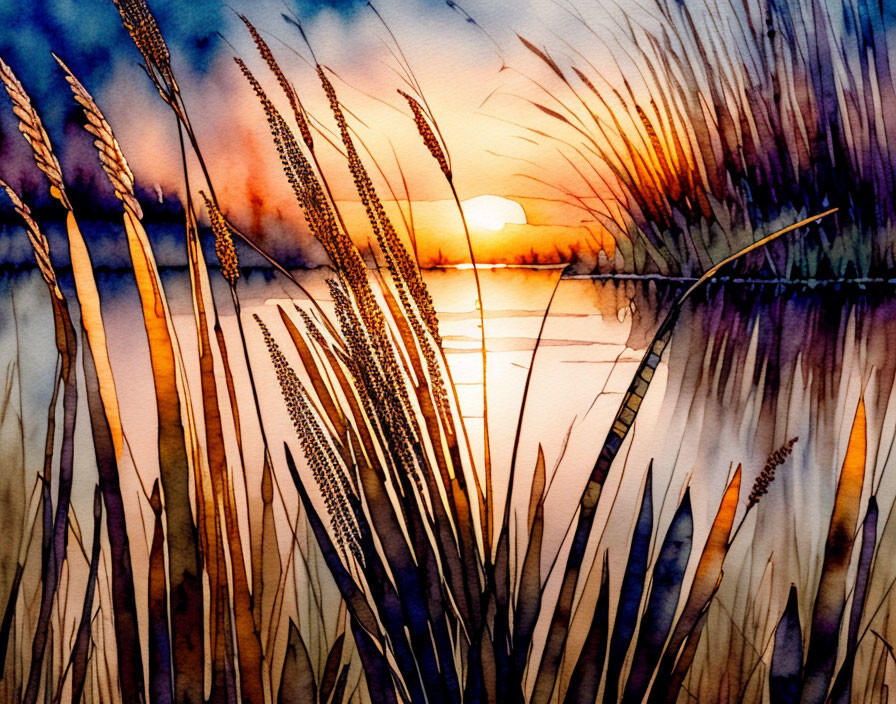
[461,195,527,231]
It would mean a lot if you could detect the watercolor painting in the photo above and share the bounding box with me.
[0,0,894,702]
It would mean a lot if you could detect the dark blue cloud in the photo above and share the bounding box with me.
[295,0,368,12]
[0,1,227,143]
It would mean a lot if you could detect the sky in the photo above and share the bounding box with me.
[0,0,639,267]
[7,0,804,264]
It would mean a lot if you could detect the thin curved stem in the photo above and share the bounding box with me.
[447,179,493,551]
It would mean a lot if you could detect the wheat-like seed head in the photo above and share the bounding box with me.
[315,67,441,341]
[747,436,798,508]
[53,55,144,220]
[255,314,362,559]
[239,15,314,150]
[298,308,330,349]
[242,58,435,489]
[237,57,354,273]
[0,57,71,210]
[0,180,60,295]
[397,89,451,181]
[111,0,173,90]
[200,191,240,286]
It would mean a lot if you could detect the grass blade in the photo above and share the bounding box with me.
[320,634,345,704]
[620,489,694,704]
[828,494,879,703]
[801,398,867,703]
[350,619,399,704]
[771,586,803,704]
[512,445,547,673]
[562,552,610,704]
[604,464,654,704]
[81,327,146,703]
[148,480,173,704]
[278,620,316,704]
[648,465,742,701]
[69,486,102,703]
[284,444,379,638]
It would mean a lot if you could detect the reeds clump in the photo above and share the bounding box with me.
[230,13,843,704]
[1,51,146,704]
[518,0,892,277]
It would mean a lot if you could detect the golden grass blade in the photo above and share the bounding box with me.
[60,55,222,697]
[184,205,264,703]
[801,397,867,703]
[372,278,458,498]
[259,455,281,648]
[64,211,125,457]
[673,464,740,648]
[649,465,742,701]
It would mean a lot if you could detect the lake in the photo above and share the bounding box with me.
[2,265,895,701]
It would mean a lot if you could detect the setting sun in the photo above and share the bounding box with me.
[461,195,527,231]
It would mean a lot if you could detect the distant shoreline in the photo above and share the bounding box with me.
[2,260,896,286]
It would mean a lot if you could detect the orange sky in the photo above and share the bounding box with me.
[85,0,638,267]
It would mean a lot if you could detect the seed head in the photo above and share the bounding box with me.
[397,89,451,181]
[200,192,239,286]
[747,436,798,508]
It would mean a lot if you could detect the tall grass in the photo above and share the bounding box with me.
[0,1,891,703]
[517,0,896,278]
